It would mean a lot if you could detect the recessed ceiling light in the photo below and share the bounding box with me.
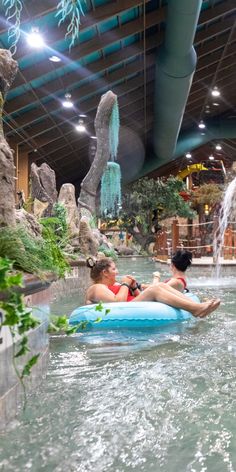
[201,132,206,136]
[215,144,222,151]
[198,120,206,129]
[27,27,45,48]
[209,155,214,160]
[90,135,97,139]
[211,86,220,97]
[62,93,74,108]
[186,152,192,158]
[49,55,61,63]
[213,102,219,106]
[75,118,86,132]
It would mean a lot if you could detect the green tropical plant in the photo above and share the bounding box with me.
[40,202,68,248]
[0,257,110,411]
[98,244,118,260]
[0,257,40,408]
[0,225,69,277]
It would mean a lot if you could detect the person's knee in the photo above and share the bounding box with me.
[155,282,165,289]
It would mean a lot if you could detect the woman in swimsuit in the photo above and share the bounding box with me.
[85,257,220,319]
[164,249,192,293]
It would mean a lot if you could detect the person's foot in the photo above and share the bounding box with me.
[192,298,221,318]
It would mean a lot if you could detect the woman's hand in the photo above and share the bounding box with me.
[121,275,135,286]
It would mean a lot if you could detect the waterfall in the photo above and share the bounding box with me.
[213,177,236,278]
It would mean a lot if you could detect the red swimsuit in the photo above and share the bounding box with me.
[164,277,187,291]
[108,284,135,301]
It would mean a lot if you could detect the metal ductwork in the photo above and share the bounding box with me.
[139,118,236,177]
[154,0,202,161]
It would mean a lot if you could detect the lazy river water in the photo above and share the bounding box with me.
[1,258,236,472]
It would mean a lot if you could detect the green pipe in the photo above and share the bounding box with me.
[139,119,236,177]
[154,0,202,160]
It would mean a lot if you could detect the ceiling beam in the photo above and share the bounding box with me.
[6,63,155,139]
[28,79,155,155]
[10,6,164,89]
[5,29,234,139]
[39,95,154,165]
[7,14,235,113]
[5,0,152,60]
[5,35,159,115]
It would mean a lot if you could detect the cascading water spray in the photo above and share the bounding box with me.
[213,177,236,278]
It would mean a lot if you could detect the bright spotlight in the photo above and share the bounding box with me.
[75,119,86,132]
[211,86,220,97]
[27,27,45,48]
[49,55,61,63]
[62,93,74,108]
[198,120,206,129]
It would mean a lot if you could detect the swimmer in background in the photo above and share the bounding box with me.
[152,250,192,293]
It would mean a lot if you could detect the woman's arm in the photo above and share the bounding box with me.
[86,279,133,303]
[165,278,184,292]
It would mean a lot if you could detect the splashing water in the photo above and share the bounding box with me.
[213,177,236,278]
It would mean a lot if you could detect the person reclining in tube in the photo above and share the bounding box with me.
[152,249,193,293]
[85,256,220,318]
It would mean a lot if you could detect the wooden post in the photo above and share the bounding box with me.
[233,230,236,259]
[172,219,179,254]
[223,227,233,260]
[162,227,168,261]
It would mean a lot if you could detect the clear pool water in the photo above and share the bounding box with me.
[1,258,236,472]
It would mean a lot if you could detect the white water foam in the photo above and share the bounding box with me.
[213,177,236,278]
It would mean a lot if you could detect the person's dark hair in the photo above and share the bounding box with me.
[171,250,192,272]
[86,257,113,282]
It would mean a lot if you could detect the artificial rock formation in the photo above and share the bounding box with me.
[78,218,99,256]
[31,162,58,217]
[78,90,118,218]
[0,49,18,227]
[58,183,80,235]
[15,209,42,238]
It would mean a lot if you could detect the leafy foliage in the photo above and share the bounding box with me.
[56,0,86,49]
[40,202,68,246]
[0,257,40,408]
[98,244,118,260]
[191,183,223,207]
[48,303,111,333]
[120,176,196,236]
[0,225,69,277]
[3,0,23,55]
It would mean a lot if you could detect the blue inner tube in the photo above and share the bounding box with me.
[69,293,199,330]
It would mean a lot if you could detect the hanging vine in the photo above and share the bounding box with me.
[2,0,87,54]
[3,0,23,55]
[56,0,86,49]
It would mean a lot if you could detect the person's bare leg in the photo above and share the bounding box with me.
[133,285,220,317]
[148,282,202,302]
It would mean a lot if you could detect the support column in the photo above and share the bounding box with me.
[10,142,30,201]
[17,150,29,199]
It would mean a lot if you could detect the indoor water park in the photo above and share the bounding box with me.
[0,1,236,471]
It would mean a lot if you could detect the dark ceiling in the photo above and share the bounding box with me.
[0,0,235,190]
